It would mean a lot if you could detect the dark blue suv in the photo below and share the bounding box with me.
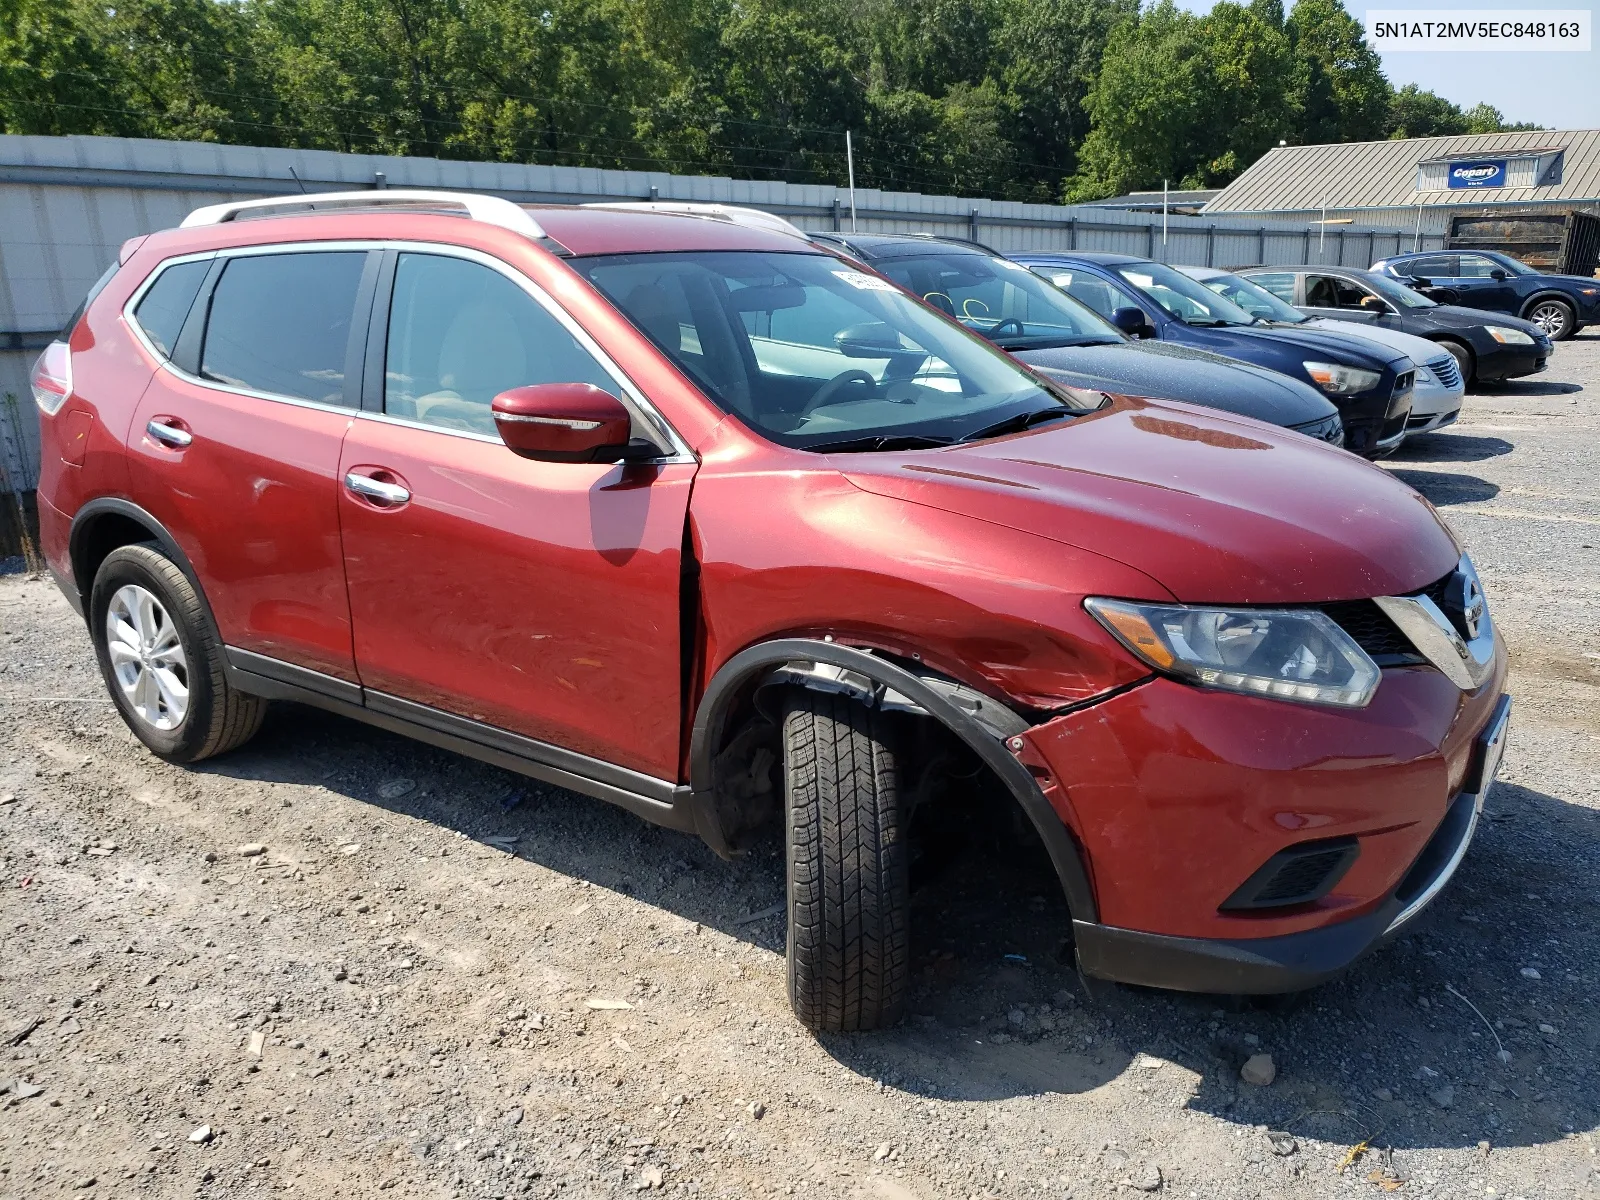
[1371,250,1600,341]
[1013,252,1415,457]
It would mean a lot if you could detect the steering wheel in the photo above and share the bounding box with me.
[990,317,1025,336]
[802,369,877,414]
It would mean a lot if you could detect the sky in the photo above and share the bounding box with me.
[1173,0,1600,129]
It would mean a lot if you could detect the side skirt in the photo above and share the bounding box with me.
[223,647,694,834]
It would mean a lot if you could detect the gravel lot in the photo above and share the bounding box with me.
[3,338,1598,1200]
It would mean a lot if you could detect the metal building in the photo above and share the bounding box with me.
[1202,127,1600,238]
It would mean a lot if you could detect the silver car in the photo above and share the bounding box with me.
[1181,266,1465,437]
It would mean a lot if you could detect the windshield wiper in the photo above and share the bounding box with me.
[807,433,957,454]
[958,406,1074,443]
[1181,317,1233,326]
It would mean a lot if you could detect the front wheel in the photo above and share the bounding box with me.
[90,544,265,763]
[1525,298,1575,341]
[782,690,908,1032]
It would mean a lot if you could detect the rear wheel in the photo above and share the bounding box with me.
[1525,297,1575,340]
[90,544,265,763]
[782,690,908,1031]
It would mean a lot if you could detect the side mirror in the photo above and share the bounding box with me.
[491,383,632,463]
[1111,306,1152,337]
[1490,268,1509,280]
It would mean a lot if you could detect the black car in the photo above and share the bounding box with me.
[808,233,1344,447]
[1010,251,1415,458]
[1371,250,1600,341]
[1240,266,1553,386]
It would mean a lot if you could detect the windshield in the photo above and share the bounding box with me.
[1114,261,1256,325]
[1362,270,1437,309]
[571,251,1100,451]
[868,250,1125,349]
[1196,273,1307,324]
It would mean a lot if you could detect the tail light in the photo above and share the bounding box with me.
[31,341,73,415]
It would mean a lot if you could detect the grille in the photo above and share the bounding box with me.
[1393,370,1415,395]
[1322,599,1420,662]
[1427,354,1461,391]
[1222,837,1360,910]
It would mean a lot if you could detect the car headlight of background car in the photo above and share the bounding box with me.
[1302,361,1382,395]
[1484,325,1535,345]
[1085,598,1380,707]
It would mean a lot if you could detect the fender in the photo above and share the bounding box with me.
[1519,291,1574,319]
[688,637,1099,923]
[67,498,221,639]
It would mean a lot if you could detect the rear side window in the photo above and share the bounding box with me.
[200,252,367,405]
[132,260,209,359]
[383,252,616,436]
[1400,255,1451,278]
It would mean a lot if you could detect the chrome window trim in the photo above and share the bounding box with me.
[122,248,218,365]
[373,241,695,462]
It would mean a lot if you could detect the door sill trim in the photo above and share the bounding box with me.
[222,647,692,833]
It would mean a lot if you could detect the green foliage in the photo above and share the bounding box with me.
[0,0,1546,201]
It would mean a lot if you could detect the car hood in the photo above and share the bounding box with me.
[1209,322,1411,368]
[1301,317,1453,367]
[839,395,1460,604]
[1415,305,1546,337]
[1012,341,1336,427]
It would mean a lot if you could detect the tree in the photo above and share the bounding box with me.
[1285,0,1388,142]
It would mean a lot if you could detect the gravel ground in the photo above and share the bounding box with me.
[3,338,1599,1200]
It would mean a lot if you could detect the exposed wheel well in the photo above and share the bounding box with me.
[1520,292,1574,318]
[71,511,157,609]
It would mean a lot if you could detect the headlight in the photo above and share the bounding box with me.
[1085,598,1380,707]
[1484,325,1534,345]
[1302,361,1381,394]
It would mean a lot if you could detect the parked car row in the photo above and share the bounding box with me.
[33,194,1512,1032]
[1372,249,1600,341]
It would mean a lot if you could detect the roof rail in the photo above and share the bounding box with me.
[180,189,547,240]
[581,201,806,239]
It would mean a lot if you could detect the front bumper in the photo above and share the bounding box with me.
[1072,692,1511,993]
[1477,341,1549,382]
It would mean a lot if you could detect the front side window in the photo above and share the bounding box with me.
[1304,274,1376,310]
[573,250,1099,450]
[1457,255,1503,278]
[1359,270,1438,309]
[1030,267,1127,319]
[1246,272,1298,304]
[1114,261,1255,326]
[384,253,616,436]
[870,252,1123,349]
[200,252,367,405]
[133,260,210,359]
[1201,274,1305,323]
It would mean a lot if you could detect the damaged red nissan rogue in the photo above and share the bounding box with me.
[34,193,1509,1031]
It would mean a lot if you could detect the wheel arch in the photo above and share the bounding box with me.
[69,499,219,638]
[1519,290,1576,322]
[687,637,1099,923]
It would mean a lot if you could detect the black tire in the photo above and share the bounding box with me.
[1524,297,1575,341]
[1439,339,1474,386]
[90,544,265,763]
[782,690,908,1032]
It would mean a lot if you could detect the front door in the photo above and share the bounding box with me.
[127,247,374,681]
[1301,272,1386,326]
[1450,255,1519,314]
[338,249,695,780]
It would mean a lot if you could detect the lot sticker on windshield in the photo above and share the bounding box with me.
[832,270,900,292]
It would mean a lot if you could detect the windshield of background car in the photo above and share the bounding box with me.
[869,251,1124,348]
[1361,270,1438,309]
[1115,261,1255,325]
[1484,252,1537,276]
[1200,273,1307,324]
[571,251,1099,450]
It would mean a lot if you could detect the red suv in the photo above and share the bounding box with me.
[34,191,1510,1031]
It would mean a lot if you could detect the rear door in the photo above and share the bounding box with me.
[337,247,695,780]
[127,246,376,682]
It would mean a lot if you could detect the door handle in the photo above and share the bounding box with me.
[146,418,192,448]
[344,471,411,505]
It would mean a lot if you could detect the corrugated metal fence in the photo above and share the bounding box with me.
[0,134,1445,493]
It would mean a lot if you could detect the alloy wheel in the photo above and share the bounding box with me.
[105,584,189,730]
[1527,301,1572,339]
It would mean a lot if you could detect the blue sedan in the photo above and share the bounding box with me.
[1371,249,1600,341]
[1012,252,1416,458]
